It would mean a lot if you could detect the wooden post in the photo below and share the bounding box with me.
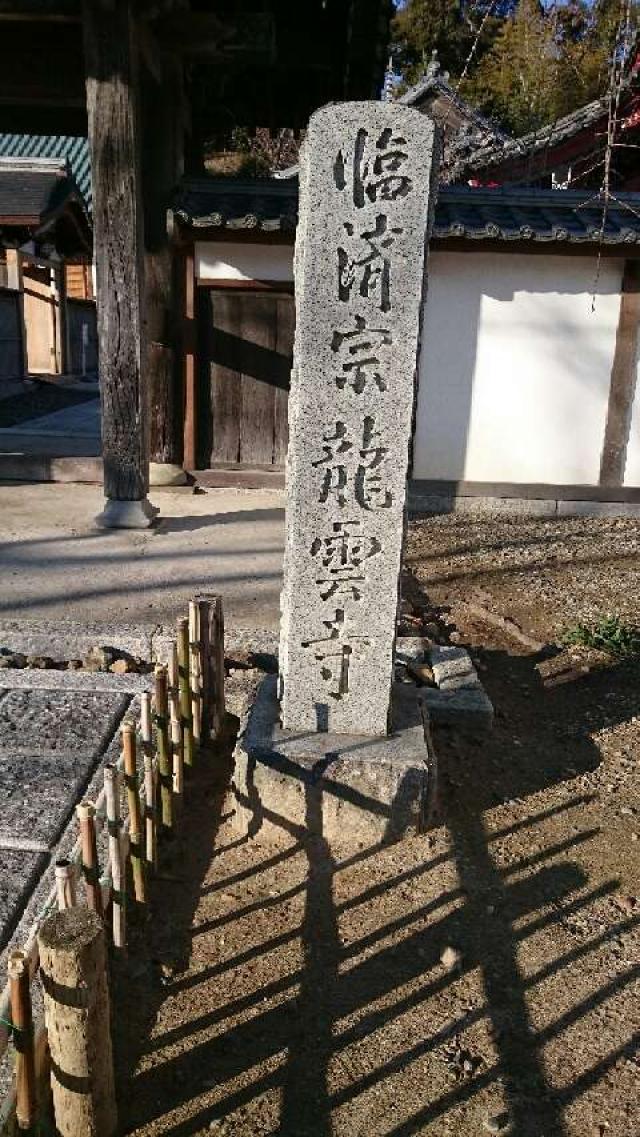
[38,908,117,1137]
[196,594,226,741]
[177,617,194,767]
[140,39,186,479]
[76,802,102,917]
[82,0,155,528]
[5,247,26,378]
[122,722,146,903]
[154,665,173,832]
[8,951,36,1133]
[182,246,197,469]
[55,860,77,911]
[104,766,126,951]
[600,259,640,486]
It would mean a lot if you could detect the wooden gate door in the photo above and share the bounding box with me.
[197,288,294,468]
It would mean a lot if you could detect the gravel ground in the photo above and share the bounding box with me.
[107,515,639,1137]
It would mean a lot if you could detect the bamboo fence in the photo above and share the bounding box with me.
[0,595,226,1136]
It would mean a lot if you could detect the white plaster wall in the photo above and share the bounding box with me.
[414,251,623,486]
[195,241,294,283]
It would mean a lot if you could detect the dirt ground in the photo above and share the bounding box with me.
[112,514,639,1137]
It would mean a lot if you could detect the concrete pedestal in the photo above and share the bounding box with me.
[95,497,159,529]
[232,676,435,847]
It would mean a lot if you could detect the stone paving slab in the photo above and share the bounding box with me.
[0,848,47,950]
[0,751,100,852]
[0,689,128,757]
[0,619,155,663]
[0,669,153,695]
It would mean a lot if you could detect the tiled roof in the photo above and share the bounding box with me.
[172,178,640,247]
[0,135,91,211]
[448,96,612,183]
[433,187,640,243]
[0,158,78,222]
[172,177,298,232]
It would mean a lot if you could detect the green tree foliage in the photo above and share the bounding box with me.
[391,1,516,87]
[392,0,640,136]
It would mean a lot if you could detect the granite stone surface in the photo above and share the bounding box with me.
[0,688,128,756]
[0,751,99,851]
[429,646,475,684]
[279,102,440,735]
[421,686,494,732]
[0,848,47,950]
[233,676,434,845]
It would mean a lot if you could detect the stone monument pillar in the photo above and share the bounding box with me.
[280,102,439,735]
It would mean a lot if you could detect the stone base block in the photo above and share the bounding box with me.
[232,676,435,847]
[95,496,159,529]
[149,462,188,487]
[421,686,493,732]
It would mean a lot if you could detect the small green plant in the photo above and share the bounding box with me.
[562,615,640,658]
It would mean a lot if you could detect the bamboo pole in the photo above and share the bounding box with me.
[154,665,173,832]
[140,692,157,867]
[55,860,76,911]
[195,593,226,741]
[38,908,117,1137]
[177,617,194,767]
[104,766,126,951]
[168,643,184,798]
[143,753,157,870]
[188,600,203,748]
[121,721,146,903]
[8,950,36,1133]
[76,802,103,917]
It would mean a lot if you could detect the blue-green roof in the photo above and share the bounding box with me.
[0,135,91,212]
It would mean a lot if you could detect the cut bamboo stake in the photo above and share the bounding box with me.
[8,950,36,1133]
[122,721,146,903]
[188,600,203,748]
[177,617,194,767]
[143,753,157,870]
[195,593,226,741]
[76,802,103,917]
[55,860,76,911]
[154,665,173,832]
[38,908,117,1137]
[168,643,184,798]
[141,692,157,868]
[104,766,126,951]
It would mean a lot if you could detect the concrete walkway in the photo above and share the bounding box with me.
[0,482,285,627]
[0,394,101,458]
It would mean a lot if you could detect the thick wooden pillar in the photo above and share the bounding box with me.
[83,0,156,527]
[600,259,640,486]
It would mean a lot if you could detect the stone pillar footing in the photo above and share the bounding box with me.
[232,675,435,848]
[149,462,187,487]
[95,497,159,530]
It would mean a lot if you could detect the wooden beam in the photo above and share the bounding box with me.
[599,259,640,486]
[83,0,150,508]
[153,11,275,60]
